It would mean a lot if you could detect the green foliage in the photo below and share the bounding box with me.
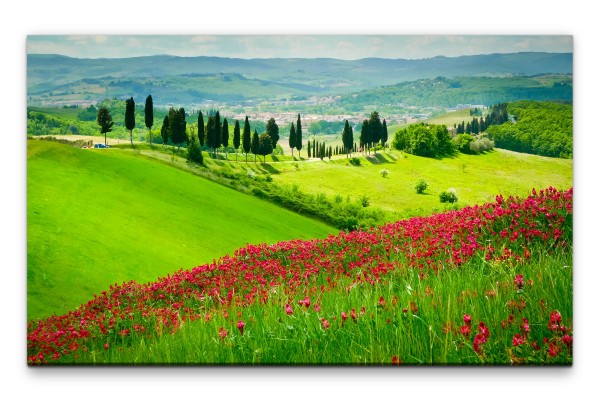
[288,122,296,156]
[393,124,454,158]
[439,189,459,204]
[125,97,135,144]
[251,129,260,162]
[96,106,114,145]
[379,168,390,178]
[242,116,251,161]
[296,114,303,153]
[258,133,274,163]
[161,115,169,144]
[453,134,475,154]
[186,133,203,165]
[342,119,354,155]
[78,105,98,121]
[308,120,344,135]
[169,107,188,147]
[486,101,572,158]
[265,118,280,148]
[415,179,428,194]
[221,118,230,149]
[349,157,361,166]
[197,111,205,146]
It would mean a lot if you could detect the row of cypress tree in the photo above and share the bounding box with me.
[99,95,390,163]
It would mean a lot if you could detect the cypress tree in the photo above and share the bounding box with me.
[381,118,388,148]
[307,140,311,158]
[160,115,169,145]
[360,120,370,154]
[242,116,251,163]
[328,145,332,160]
[125,97,135,145]
[251,129,260,164]
[368,111,382,154]
[222,118,230,160]
[289,122,296,158]
[206,115,216,156]
[296,114,303,158]
[169,108,187,149]
[214,111,221,157]
[233,120,241,162]
[144,95,153,145]
[313,140,317,158]
[265,118,279,149]
[97,106,114,146]
[197,111,205,146]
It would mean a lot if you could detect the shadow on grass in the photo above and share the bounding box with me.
[257,164,281,175]
[364,153,397,164]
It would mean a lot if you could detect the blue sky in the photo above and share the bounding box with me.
[27,35,573,60]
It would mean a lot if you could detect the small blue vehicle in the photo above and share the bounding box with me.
[93,143,110,148]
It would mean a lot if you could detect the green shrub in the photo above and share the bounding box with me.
[380,168,390,178]
[439,188,459,203]
[349,157,361,166]
[415,179,428,194]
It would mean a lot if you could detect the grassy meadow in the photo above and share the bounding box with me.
[27,140,335,320]
[262,149,572,214]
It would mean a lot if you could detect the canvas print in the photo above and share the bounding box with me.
[26,35,573,365]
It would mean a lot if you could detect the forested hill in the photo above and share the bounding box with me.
[340,75,572,110]
[28,52,572,106]
[486,101,573,158]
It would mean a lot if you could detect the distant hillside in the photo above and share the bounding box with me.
[27,52,572,106]
[340,75,572,110]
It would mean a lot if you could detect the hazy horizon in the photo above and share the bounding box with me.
[27,35,573,61]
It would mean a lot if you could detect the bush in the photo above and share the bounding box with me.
[415,179,428,194]
[380,168,390,178]
[439,188,459,204]
[349,157,360,166]
[186,136,203,165]
[358,194,370,207]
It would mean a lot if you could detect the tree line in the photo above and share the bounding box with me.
[95,95,394,164]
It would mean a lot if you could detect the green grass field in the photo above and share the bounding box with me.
[27,140,336,320]
[267,149,572,215]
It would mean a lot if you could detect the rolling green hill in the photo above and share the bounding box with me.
[27,140,336,320]
[269,149,572,215]
[341,75,572,111]
[27,52,572,106]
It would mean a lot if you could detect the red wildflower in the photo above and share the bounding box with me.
[321,318,330,330]
[218,326,228,339]
[512,333,525,347]
[351,308,357,323]
[514,274,524,289]
[463,314,472,325]
[460,325,471,337]
[473,333,487,354]
[237,320,245,336]
[548,342,560,357]
[303,296,311,308]
[548,310,562,331]
[391,355,402,365]
[361,305,366,315]
[341,311,348,325]
[520,318,530,336]
[478,321,490,338]
[378,296,386,308]
[285,304,293,315]
[562,334,573,348]
[104,343,109,350]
